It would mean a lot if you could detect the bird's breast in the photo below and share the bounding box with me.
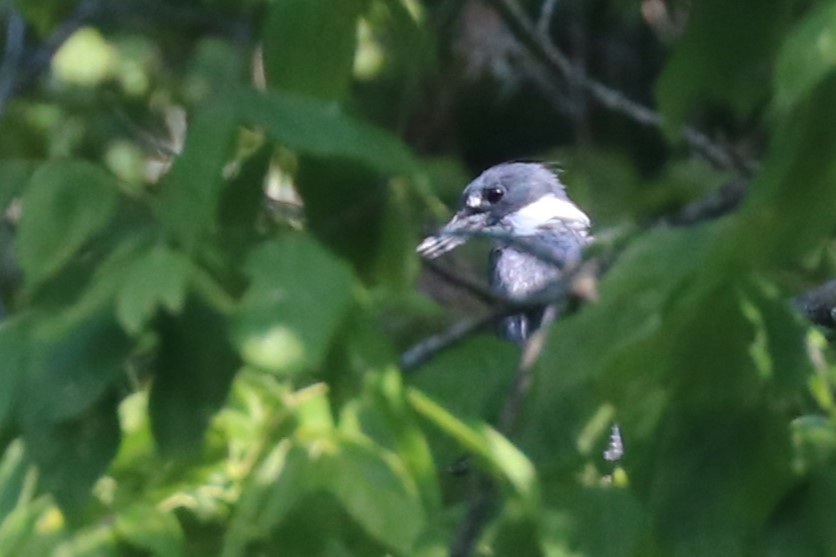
[489,232,585,299]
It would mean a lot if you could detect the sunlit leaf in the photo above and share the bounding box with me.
[115,504,185,557]
[774,1,836,112]
[223,441,310,557]
[235,235,354,375]
[321,437,424,554]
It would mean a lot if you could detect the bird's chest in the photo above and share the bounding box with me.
[490,248,562,299]
[489,229,585,299]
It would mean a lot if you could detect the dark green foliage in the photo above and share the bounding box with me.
[0,0,836,555]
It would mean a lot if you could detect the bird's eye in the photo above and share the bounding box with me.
[484,187,504,204]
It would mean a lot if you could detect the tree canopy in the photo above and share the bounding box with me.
[1,0,836,556]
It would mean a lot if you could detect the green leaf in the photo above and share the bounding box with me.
[295,159,386,273]
[407,388,538,506]
[774,1,836,113]
[407,334,517,422]
[656,0,794,131]
[115,244,190,335]
[21,308,131,425]
[156,103,238,249]
[23,395,121,517]
[223,441,310,557]
[150,297,240,456]
[234,235,354,375]
[321,437,424,555]
[537,487,648,557]
[0,317,31,425]
[0,497,61,557]
[233,88,418,176]
[52,524,118,557]
[262,0,363,101]
[16,161,118,290]
[729,72,836,268]
[0,160,32,212]
[767,471,836,556]
[357,368,441,512]
[0,441,31,524]
[115,504,185,557]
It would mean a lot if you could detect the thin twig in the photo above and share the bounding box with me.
[449,475,497,557]
[498,303,557,434]
[400,313,498,371]
[424,259,503,306]
[657,178,748,227]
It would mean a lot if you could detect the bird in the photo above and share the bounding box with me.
[417,162,624,463]
[417,162,592,342]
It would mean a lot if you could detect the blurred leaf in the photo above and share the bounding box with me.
[12,0,71,36]
[0,441,31,524]
[774,1,836,113]
[223,441,309,557]
[115,504,185,557]
[16,161,118,290]
[115,244,190,335]
[24,395,121,517]
[183,39,247,104]
[408,334,516,422]
[656,0,794,130]
[730,72,836,268]
[321,436,424,554]
[526,225,716,437]
[0,316,31,424]
[0,160,32,211]
[407,388,538,505]
[350,368,441,511]
[52,524,118,557]
[21,308,131,425]
[150,298,239,456]
[0,497,61,557]
[295,159,386,274]
[51,27,117,87]
[767,471,836,557]
[156,103,238,249]
[372,178,421,289]
[233,88,418,175]
[235,235,354,375]
[539,486,648,557]
[216,144,272,262]
[262,0,363,101]
[790,415,836,475]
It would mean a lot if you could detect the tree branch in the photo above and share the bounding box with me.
[483,0,758,175]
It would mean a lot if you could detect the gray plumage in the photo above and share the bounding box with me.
[417,162,591,342]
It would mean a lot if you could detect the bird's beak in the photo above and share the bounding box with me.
[416,211,488,259]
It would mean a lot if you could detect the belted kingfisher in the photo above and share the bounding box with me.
[417,162,591,342]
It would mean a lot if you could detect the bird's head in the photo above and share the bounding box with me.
[417,162,589,259]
